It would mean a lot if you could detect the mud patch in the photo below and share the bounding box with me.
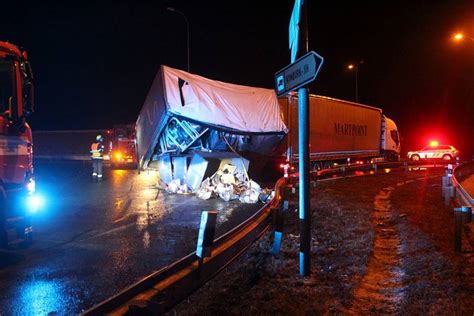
[351,185,405,314]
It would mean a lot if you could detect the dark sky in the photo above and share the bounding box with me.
[1,0,473,154]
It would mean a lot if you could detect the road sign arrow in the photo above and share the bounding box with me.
[275,51,324,97]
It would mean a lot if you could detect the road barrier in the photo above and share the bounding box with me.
[451,162,474,253]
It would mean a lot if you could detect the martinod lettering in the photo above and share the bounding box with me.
[334,123,367,136]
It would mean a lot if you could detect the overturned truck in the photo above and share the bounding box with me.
[136,66,287,192]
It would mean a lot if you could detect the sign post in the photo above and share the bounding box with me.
[275,0,324,277]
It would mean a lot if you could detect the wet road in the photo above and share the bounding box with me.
[0,161,263,315]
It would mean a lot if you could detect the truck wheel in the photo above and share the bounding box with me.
[0,185,7,248]
[411,154,420,161]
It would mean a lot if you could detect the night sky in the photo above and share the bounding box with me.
[1,1,473,155]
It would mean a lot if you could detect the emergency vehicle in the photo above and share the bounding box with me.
[107,124,137,168]
[0,41,36,248]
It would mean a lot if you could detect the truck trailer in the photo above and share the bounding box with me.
[277,93,400,169]
[136,65,287,179]
[135,66,400,185]
[0,41,36,247]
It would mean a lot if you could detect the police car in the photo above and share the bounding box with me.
[407,143,459,161]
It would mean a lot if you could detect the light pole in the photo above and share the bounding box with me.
[347,60,364,103]
[167,7,190,72]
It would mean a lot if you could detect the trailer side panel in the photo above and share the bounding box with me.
[280,95,382,162]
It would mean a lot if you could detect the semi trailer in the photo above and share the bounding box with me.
[277,93,400,170]
[0,41,36,247]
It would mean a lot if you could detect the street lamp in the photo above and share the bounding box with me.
[452,32,474,43]
[167,7,190,72]
[347,60,364,103]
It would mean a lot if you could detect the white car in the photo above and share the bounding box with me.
[407,145,459,161]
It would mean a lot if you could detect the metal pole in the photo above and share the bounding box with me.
[298,87,310,276]
[298,0,311,277]
[355,65,359,103]
[167,7,190,72]
[186,17,190,72]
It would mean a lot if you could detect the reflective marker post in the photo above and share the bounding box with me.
[196,210,217,262]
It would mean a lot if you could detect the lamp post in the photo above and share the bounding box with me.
[347,60,364,103]
[167,7,190,72]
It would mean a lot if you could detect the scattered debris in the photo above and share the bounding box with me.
[161,162,273,204]
[165,179,188,194]
[193,163,272,203]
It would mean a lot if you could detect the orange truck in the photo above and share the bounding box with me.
[0,41,36,248]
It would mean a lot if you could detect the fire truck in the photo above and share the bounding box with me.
[107,124,137,168]
[0,41,36,248]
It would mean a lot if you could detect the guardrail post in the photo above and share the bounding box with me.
[271,208,284,254]
[196,210,217,268]
[443,165,454,206]
[282,186,290,211]
[461,206,472,224]
[454,207,463,254]
[453,206,472,254]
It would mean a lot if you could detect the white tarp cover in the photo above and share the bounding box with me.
[162,66,287,133]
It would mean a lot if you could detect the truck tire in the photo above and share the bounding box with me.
[0,184,7,248]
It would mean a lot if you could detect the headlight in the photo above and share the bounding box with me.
[26,194,44,214]
[27,178,35,194]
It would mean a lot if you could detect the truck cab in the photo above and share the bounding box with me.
[108,124,137,168]
[0,41,35,248]
[381,116,401,161]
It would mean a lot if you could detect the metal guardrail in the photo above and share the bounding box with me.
[83,159,447,314]
[83,177,288,315]
[452,162,474,207]
[450,162,474,253]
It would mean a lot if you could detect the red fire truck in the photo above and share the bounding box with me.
[107,124,137,168]
[0,41,36,248]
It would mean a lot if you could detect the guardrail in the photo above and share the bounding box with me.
[451,162,474,253]
[83,159,446,315]
[84,177,288,315]
[452,162,474,207]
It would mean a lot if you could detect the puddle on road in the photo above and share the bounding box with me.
[350,184,406,314]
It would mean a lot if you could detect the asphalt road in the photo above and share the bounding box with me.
[0,161,264,315]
